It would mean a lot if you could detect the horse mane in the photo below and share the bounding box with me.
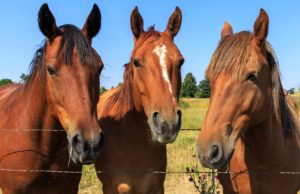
[26,24,99,87]
[103,63,134,118]
[207,31,299,134]
[103,26,161,118]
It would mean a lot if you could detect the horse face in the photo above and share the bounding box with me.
[130,7,184,144]
[38,4,104,164]
[197,9,273,169]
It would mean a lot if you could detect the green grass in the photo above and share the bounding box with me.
[181,98,209,130]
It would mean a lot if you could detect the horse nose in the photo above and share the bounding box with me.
[208,144,222,164]
[72,134,84,153]
[152,111,164,134]
[70,132,104,164]
[176,109,182,128]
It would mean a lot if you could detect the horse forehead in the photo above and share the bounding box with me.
[152,42,180,62]
[45,37,62,57]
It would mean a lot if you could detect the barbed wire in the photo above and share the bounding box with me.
[1,128,299,132]
[0,128,300,176]
[0,129,64,132]
[0,168,299,175]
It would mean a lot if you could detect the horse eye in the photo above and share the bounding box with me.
[47,65,57,77]
[133,59,141,68]
[246,73,256,82]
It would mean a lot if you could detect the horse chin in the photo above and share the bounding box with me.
[151,130,179,144]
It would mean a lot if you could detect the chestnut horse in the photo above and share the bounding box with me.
[0,4,104,194]
[95,7,183,194]
[197,9,300,194]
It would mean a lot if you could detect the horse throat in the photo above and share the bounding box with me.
[241,110,286,169]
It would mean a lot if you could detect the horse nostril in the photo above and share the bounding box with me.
[152,112,159,125]
[153,112,159,119]
[177,109,182,122]
[72,134,83,146]
[152,112,163,134]
[177,109,182,118]
[209,144,221,163]
[84,142,89,152]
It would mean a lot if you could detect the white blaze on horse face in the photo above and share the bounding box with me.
[153,45,173,95]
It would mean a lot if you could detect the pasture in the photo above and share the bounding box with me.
[1,96,299,194]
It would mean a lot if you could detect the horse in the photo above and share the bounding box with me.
[197,9,300,194]
[95,7,184,194]
[0,4,104,194]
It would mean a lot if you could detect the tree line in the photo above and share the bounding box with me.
[0,73,29,86]
[1,72,298,98]
[0,72,210,98]
[180,72,210,98]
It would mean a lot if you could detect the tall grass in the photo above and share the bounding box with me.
[181,98,209,130]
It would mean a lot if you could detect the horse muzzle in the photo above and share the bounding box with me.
[149,110,182,144]
[68,132,104,164]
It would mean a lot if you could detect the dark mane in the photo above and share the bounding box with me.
[207,31,299,134]
[26,24,99,87]
[104,26,161,117]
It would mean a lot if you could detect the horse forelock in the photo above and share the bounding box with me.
[207,31,299,135]
[26,24,100,88]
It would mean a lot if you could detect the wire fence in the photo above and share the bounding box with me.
[0,128,300,176]
[0,168,299,175]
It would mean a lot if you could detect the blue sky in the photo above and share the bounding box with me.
[0,1,299,89]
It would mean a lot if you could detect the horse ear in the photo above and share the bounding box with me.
[253,9,269,46]
[38,4,57,41]
[221,21,233,39]
[130,7,144,40]
[165,7,182,38]
[82,4,101,43]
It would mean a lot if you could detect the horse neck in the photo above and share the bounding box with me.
[103,84,149,134]
[21,75,66,155]
[241,106,289,169]
[22,77,48,126]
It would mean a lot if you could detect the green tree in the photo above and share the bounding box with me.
[197,77,210,98]
[20,73,29,83]
[0,78,13,86]
[180,72,198,97]
[100,86,107,95]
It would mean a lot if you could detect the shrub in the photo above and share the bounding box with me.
[186,167,220,194]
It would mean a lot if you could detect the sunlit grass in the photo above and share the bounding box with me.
[181,98,209,130]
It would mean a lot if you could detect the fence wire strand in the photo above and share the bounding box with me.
[0,128,300,176]
[0,168,299,175]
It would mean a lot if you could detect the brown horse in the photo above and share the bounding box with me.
[95,7,183,194]
[197,9,300,194]
[0,4,104,194]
